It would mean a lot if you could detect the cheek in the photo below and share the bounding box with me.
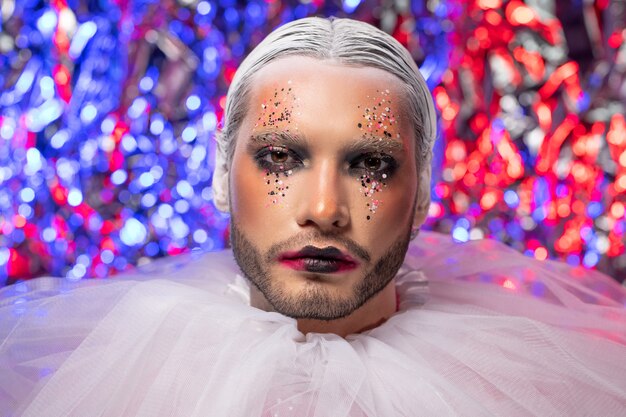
[353,168,417,234]
[230,157,265,220]
[356,173,387,221]
[230,156,294,227]
[263,171,292,205]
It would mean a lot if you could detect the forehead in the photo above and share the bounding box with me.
[243,56,410,137]
[249,56,405,99]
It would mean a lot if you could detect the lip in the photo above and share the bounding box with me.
[277,246,359,274]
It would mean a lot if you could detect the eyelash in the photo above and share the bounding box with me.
[255,146,302,173]
[349,153,398,180]
[254,146,398,179]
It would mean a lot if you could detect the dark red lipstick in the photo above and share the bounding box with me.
[278,246,358,273]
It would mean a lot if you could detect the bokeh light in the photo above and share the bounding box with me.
[0,0,624,285]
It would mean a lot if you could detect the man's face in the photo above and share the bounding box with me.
[228,56,419,320]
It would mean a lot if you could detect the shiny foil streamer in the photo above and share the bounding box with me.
[0,0,624,285]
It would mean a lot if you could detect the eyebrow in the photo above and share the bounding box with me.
[247,130,405,155]
[248,131,308,151]
[343,134,404,155]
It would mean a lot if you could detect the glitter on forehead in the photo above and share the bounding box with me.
[255,83,298,130]
[360,90,396,135]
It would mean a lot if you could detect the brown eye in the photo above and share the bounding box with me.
[256,146,303,173]
[364,157,382,170]
[271,151,289,163]
[350,153,397,178]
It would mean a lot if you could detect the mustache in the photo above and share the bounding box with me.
[265,231,371,263]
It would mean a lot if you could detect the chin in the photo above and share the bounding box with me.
[259,277,362,320]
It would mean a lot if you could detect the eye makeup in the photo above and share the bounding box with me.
[257,146,296,206]
[249,86,403,214]
[349,152,398,181]
[254,145,303,174]
[359,172,386,220]
[252,83,299,205]
[264,169,291,205]
[355,89,401,220]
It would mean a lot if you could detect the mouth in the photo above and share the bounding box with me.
[277,245,359,274]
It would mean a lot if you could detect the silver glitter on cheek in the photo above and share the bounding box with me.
[264,170,291,205]
[359,172,387,221]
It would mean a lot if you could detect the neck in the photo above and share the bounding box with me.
[250,279,398,338]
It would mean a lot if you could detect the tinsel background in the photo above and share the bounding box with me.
[0,0,624,286]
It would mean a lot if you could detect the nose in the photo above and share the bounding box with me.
[296,160,350,231]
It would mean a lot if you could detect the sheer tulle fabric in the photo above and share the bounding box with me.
[1,232,625,416]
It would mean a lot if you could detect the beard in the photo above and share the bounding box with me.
[230,221,411,321]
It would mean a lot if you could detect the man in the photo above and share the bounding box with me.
[211,16,434,337]
[1,17,625,417]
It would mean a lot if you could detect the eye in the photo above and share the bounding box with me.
[363,156,384,171]
[255,146,303,173]
[270,150,289,164]
[351,154,395,173]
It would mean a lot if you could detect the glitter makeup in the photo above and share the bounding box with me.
[252,83,299,205]
[355,89,400,220]
[264,169,292,206]
[255,83,298,130]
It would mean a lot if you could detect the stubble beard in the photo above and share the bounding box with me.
[230,221,411,321]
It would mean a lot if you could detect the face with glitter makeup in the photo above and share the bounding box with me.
[229,56,419,322]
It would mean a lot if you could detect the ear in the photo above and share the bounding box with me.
[212,130,230,212]
[412,162,431,229]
